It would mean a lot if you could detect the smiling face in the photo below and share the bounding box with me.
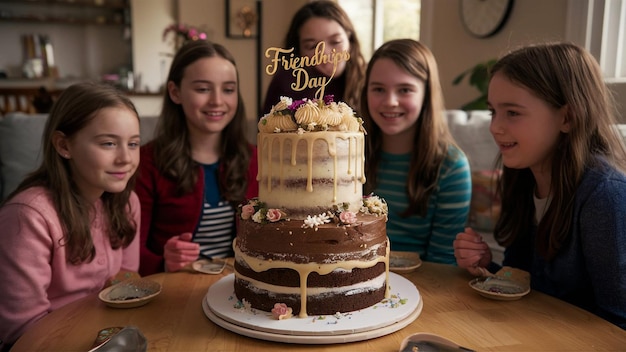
[488,72,569,177]
[168,56,238,139]
[61,106,140,202]
[366,58,426,150]
[298,17,350,78]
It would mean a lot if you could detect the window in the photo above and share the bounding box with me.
[338,0,421,59]
[567,0,626,82]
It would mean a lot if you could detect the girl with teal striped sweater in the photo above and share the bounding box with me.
[360,39,472,264]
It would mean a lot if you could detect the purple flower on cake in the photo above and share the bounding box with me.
[271,303,293,320]
[288,95,329,111]
[339,211,357,224]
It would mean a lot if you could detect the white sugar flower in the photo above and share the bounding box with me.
[242,298,252,310]
[252,211,264,223]
[270,96,292,113]
[302,213,331,228]
[362,195,388,216]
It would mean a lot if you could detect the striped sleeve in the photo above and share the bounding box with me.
[427,146,472,264]
[376,146,471,264]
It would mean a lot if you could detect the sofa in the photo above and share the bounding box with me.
[0,112,159,201]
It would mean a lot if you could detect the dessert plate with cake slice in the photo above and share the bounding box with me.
[203,272,422,344]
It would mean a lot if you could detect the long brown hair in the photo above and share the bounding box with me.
[361,39,458,216]
[4,82,139,264]
[153,40,250,204]
[491,42,626,259]
[285,0,366,110]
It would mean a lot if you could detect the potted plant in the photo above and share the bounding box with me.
[452,59,496,110]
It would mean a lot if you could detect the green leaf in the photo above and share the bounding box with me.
[454,59,496,111]
[461,95,489,111]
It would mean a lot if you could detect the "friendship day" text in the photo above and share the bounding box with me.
[265,42,350,99]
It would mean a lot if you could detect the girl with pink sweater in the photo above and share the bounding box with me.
[0,82,141,349]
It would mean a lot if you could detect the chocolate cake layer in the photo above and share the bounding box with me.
[234,277,387,315]
[236,213,387,264]
[234,261,386,287]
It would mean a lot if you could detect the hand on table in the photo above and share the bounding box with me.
[163,232,200,272]
[453,227,493,276]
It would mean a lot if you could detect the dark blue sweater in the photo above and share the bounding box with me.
[501,158,626,330]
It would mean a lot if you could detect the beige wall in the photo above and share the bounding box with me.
[428,0,569,111]
[2,1,622,123]
[425,0,624,122]
[176,0,307,142]
[133,0,624,136]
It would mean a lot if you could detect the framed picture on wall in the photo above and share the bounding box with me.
[225,0,258,39]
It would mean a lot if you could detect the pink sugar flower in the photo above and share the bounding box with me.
[266,208,283,222]
[339,211,357,224]
[271,303,293,320]
[241,204,255,220]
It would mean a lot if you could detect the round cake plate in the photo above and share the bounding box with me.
[203,273,422,344]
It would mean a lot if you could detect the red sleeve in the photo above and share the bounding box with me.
[246,144,259,199]
[135,144,164,276]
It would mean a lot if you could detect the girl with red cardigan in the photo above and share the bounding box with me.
[136,41,258,276]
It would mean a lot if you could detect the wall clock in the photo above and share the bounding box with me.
[460,0,514,38]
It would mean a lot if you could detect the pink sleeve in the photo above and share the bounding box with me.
[121,192,141,272]
[0,203,55,345]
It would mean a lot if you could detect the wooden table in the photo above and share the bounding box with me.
[12,262,626,351]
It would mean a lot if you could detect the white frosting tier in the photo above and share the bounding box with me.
[257,131,365,218]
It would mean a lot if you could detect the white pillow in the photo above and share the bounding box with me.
[447,110,498,171]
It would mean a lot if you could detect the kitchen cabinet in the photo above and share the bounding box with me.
[0,0,130,26]
[0,0,132,86]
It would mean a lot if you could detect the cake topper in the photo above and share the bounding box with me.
[265,41,350,100]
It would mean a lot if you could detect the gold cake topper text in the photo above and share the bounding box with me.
[265,41,350,100]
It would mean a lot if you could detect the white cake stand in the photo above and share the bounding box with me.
[202,272,422,344]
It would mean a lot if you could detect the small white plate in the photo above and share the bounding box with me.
[469,276,530,301]
[98,278,161,308]
[389,251,422,273]
[192,259,226,274]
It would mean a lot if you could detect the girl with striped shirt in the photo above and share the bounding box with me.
[136,41,258,275]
